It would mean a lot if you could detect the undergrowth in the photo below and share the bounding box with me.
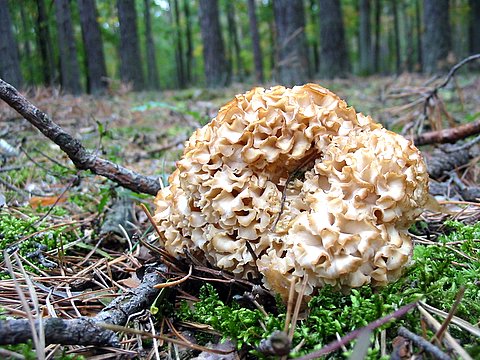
[178,220,480,359]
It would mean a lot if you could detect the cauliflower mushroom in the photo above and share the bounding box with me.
[154,84,429,300]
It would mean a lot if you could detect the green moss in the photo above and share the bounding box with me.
[178,221,480,358]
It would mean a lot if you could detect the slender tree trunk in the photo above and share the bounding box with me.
[183,0,193,84]
[415,0,422,71]
[36,0,56,86]
[226,2,243,82]
[373,0,381,73]
[318,0,349,78]
[55,0,82,94]
[268,0,276,76]
[144,0,160,89]
[469,0,480,54]
[172,0,185,88]
[19,5,34,84]
[359,0,372,75]
[198,0,229,87]
[247,0,264,83]
[0,0,23,88]
[78,0,108,94]
[308,0,319,74]
[404,2,415,72]
[117,0,144,91]
[392,0,401,74]
[422,0,451,73]
[273,0,309,85]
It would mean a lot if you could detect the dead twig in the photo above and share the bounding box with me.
[397,326,452,360]
[0,78,161,196]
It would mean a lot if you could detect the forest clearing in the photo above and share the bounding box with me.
[1,0,480,359]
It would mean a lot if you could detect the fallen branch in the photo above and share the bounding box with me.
[0,79,161,196]
[398,326,452,360]
[0,265,164,347]
[409,119,480,146]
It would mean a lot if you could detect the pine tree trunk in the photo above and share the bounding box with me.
[273,0,309,86]
[359,0,372,75]
[308,0,319,75]
[226,2,243,81]
[183,0,193,84]
[392,0,401,74]
[144,0,160,89]
[469,0,480,54]
[198,0,228,87]
[20,5,34,84]
[422,0,451,73]
[247,0,264,83]
[373,0,382,73]
[172,0,185,88]
[55,0,82,94]
[0,0,23,88]
[78,0,108,94]
[415,0,422,70]
[117,0,144,91]
[318,0,349,78]
[36,0,57,86]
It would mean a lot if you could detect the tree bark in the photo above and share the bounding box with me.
[469,0,480,54]
[373,0,382,73]
[308,0,320,75]
[273,0,309,86]
[78,0,108,94]
[19,4,34,84]
[318,0,349,78]
[117,0,145,91]
[183,0,193,84]
[0,79,161,196]
[422,0,451,73]
[144,0,160,90]
[55,0,82,94]
[415,0,422,70]
[0,0,23,88]
[392,0,401,74]
[198,0,229,87]
[226,2,243,82]
[359,0,372,75]
[36,0,57,86]
[247,0,264,83]
[172,0,185,88]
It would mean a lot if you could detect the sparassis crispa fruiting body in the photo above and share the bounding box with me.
[154,84,429,300]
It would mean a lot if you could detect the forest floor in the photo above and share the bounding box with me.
[0,73,479,359]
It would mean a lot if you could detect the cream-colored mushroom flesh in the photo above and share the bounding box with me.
[154,84,429,300]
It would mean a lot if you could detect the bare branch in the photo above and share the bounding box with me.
[0,78,161,196]
[409,119,480,146]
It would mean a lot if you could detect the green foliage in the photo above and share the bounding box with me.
[179,221,480,358]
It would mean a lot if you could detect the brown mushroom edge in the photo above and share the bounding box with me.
[153,84,429,302]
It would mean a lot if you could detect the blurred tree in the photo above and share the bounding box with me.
[19,5,34,84]
[469,0,480,54]
[183,0,193,84]
[171,0,185,88]
[308,0,319,75]
[373,0,381,72]
[415,0,422,69]
[359,0,372,75]
[392,0,401,74]
[78,0,108,94]
[226,2,243,82]
[318,0,349,78]
[273,0,309,85]
[117,0,144,90]
[55,0,82,94]
[144,0,160,89]
[422,0,451,73]
[0,0,23,88]
[36,0,57,85]
[198,0,229,87]
[247,0,264,83]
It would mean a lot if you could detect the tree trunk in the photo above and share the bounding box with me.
[198,0,228,87]
[226,2,243,82]
[392,0,401,74]
[469,0,480,54]
[55,0,82,94]
[183,0,193,84]
[318,0,349,78]
[0,0,23,88]
[36,0,56,86]
[308,0,320,75]
[78,0,108,94]
[172,0,185,88]
[247,0,264,83]
[373,0,381,73]
[359,0,372,75]
[273,0,309,86]
[19,5,34,84]
[404,2,415,72]
[144,0,160,89]
[415,0,422,70]
[422,0,451,73]
[117,0,144,91]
